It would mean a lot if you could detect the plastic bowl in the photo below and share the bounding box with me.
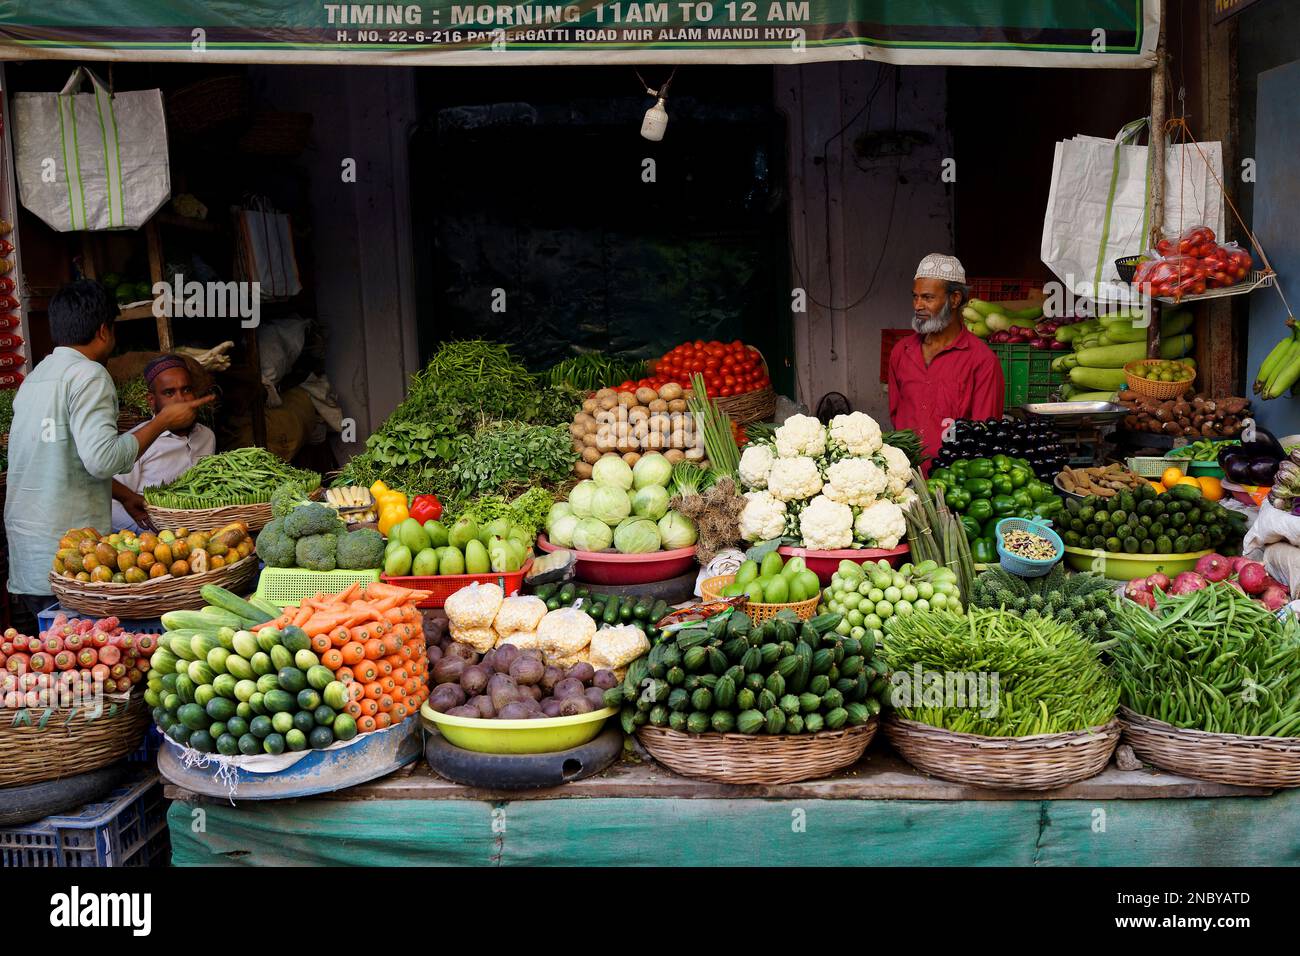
[1062,546,1211,581]
[776,545,910,586]
[535,533,697,585]
[421,703,617,755]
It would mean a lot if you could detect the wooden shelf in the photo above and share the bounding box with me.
[155,211,224,234]
[117,301,158,321]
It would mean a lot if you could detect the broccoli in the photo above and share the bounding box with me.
[254,518,298,568]
[271,482,313,520]
[284,502,342,538]
[294,533,338,572]
[336,528,386,571]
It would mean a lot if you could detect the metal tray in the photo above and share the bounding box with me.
[1022,401,1128,425]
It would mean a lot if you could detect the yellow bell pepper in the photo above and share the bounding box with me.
[375,489,407,510]
[370,479,390,496]
[377,502,409,537]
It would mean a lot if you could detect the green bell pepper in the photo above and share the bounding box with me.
[1007,465,1030,489]
[929,467,953,486]
[962,478,993,499]
[1014,506,1035,519]
[991,454,1012,473]
[1025,480,1051,502]
[971,538,998,564]
[1012,489,1034,510]
[945,487,972,512]
[966,458,995,479]
[966,498,995,523]
[926,478,949,499]
[991,494,1017,516]
[960,515,983,541]
[981,517,1002,540]
[950,460,970,481]
[1033,500,1062,519]
[990,474,1014,496]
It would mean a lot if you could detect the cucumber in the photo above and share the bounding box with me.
[162,608,245,632]
[619,603,634,623]
[649,600,669,624]
[632,599,651,620]
[710,711,736,734]
[246,595,283,620]
[686,712,710,734]
[602,597,621,626]
[587,602,604,619]
[547,596,562,611]
[532,583,558,601]
[201,585,274,624]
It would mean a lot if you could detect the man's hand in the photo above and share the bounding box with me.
[154,393,216,433]
[121,489,154,531]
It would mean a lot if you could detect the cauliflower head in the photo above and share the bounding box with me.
[822,457,888,508]
[797,495,854,550]
[766,456,824,503]
[773,414,827,459]
[891,486,920,509]
[738,443,776,491]
[854,499,907,550]
[877,443,913,495]
[738,491,787,543]
[829,412,883,457]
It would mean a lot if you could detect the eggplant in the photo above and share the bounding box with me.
[1246,456,1280,487]
[1219,449,1249,474]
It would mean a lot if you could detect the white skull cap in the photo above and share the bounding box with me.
[915,254,967,283]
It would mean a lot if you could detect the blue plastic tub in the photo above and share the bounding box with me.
[995,517,1063,578]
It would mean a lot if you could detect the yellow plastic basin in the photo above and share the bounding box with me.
[421,703,617,755]
[1062,546,1211,581]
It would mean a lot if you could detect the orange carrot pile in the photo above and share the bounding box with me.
[256,581,432,734]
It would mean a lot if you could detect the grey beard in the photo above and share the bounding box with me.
[912,300,951,335]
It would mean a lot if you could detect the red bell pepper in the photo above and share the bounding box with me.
[408,494,442,524]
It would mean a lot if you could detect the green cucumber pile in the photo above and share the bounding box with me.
[531,581,671,642]
[145,586,357,756]
[610,609,886,736]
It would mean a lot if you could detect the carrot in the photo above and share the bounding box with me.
[338,582,362,604]
[329,626,352,648]
[345,701,363,718]
[355,660,380,683]
[357,580,409,600]
[358,714,377,732]
[378,693,394,711]
[310,634,331,654]
[363,638,386,661]
[376,713,392,730]
[363,681,385,700]
[321,649,344,670]
[291,606,313,628]
[382,607,406,624]
[335,666,355,684]
[340,642,366,666]
[390,703,409,722]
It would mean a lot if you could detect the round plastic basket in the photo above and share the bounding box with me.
[995,517,1063,578]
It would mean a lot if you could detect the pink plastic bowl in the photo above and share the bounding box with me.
[777,544,911,586]
[536,534,698,586]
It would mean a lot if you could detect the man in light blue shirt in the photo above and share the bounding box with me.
[4,280,212,618]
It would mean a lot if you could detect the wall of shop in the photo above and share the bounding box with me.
[777,63,952,424]
[247,65,421,452]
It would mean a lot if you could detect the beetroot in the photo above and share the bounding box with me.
[1237,561,1269,595]
[1169,571,1207,595]
[1194,553,1232,583]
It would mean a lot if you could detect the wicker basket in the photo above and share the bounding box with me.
[885,715,1121,790]
[1123,359,1195,400]
[637,718,877,784]
[238,111,313,156]
[1119,706,1300,788]
[709,347,776,426]
[0,693,148,788]
[48,552,259,618]
[144,486,320,534]
[166,75,249,137]
[699,574,820,622]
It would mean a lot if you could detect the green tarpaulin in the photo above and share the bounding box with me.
[0,1,1159,67]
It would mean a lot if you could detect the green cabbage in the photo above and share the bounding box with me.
[592,485,632,526]
[592,455,634,490]
[632,484,670,521]
[545,502,573,533]
[632,452,673,489]
[614,517,662,554]
[548,514,579,548]
[569,480,598,518]
[573,517,614,552]
[658,511,698,550]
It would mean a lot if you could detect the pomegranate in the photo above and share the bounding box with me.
[1194,553,1232,583]
[1169,571,1208,595]
[1237,561,1269,595]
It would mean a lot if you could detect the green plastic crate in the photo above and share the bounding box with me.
[254,567,381,607]
[989,343,1067,406]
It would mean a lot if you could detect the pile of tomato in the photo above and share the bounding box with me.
[633,339,771,398]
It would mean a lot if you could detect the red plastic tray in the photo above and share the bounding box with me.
[381,559,532,609]
[536,534,697,586]
[777,544,911,586]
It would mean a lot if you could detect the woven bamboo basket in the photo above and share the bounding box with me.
[48,552,259,618]
[166,75,250,137]
[0,693,148,787]
[885,715,1120,790]
[700,574,820,622]
[1119,706,1300,788]
[145,486,321,534]
[238,111,313,156]
[709,347,776,426]
[1123,359,1195,400]
[636,718,877,785]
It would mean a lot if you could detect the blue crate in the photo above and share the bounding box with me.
[127,725,163,764]
[36,603,164,636]
[0,771,170,867]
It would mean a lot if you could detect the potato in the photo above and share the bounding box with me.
[617,391,638,408]
[659,382,683,401]
[636,387,659,405]
[648,399,669,413]
[596,433,617,452]
[595,388,616,401]
[582,446,602,465]
[667,399,688,414]
[574,461,594,479]
[598,394,618,411]
[569,421,584,439]
[582,432,599,448]
[645,432,667,451]
[622,451,642,466]
[664,448,686,464]
[669,429,687,448]
[685,446,705,461]
[572,439,584,454]
[632,420,650,439]
[628,406,650,423]
[582,399,598,415]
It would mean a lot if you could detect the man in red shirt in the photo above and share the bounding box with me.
[888,254,1004,465]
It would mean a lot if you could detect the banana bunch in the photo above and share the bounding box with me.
[325,485,376,523]
[1254,320,1300,399]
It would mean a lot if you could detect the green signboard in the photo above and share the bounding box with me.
[0,0,1158,67]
